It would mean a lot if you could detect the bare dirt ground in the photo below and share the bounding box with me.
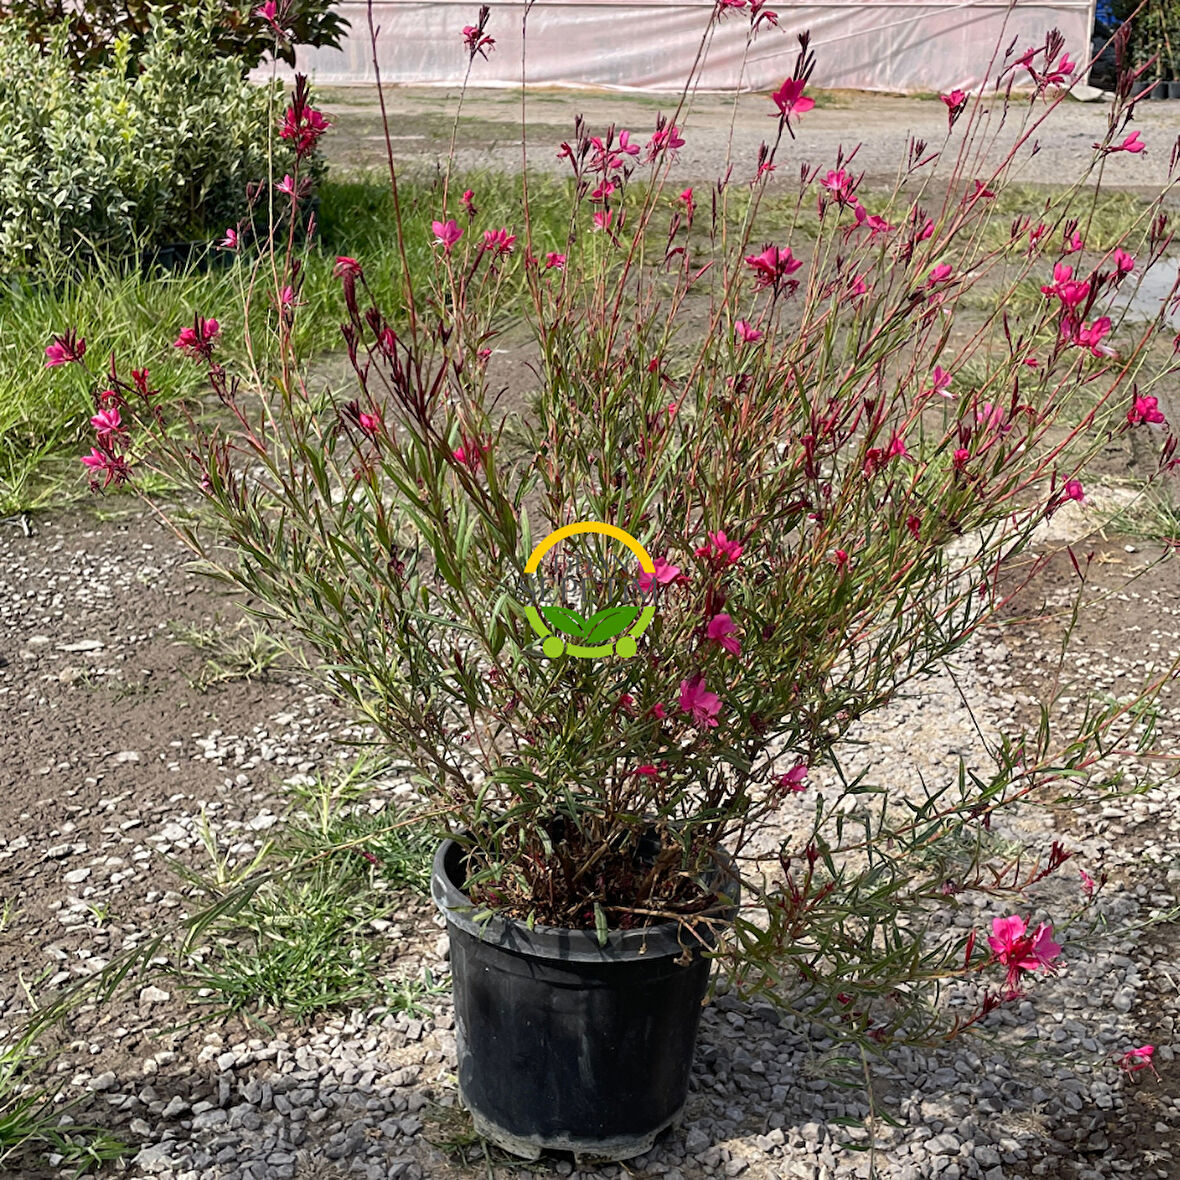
[316,86,1180,195]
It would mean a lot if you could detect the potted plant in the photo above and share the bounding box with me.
[58,8,1179,1164]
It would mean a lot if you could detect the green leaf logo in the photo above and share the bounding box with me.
[540,605,590,638]
[583,605,639,644]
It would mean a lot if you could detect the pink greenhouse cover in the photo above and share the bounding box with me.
[280,1,1097,93]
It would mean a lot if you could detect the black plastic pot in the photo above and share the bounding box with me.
[431,837,737,1161]
[1151,80,1170,100]
[1169,81,1180,100]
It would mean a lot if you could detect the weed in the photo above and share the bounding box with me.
[169,614,290,690]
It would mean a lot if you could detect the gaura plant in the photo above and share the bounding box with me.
[61,2,1180,1046]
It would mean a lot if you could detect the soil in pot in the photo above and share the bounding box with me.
[431,836,738,1162]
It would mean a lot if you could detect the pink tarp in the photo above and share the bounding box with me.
[276,1,1097,93]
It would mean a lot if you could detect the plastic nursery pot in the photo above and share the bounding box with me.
[1151,80,1170,99]
[1169,81,1180,100]
[431,837,738,1162]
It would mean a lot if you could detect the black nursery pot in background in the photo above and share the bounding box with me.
[431,838,738,1161]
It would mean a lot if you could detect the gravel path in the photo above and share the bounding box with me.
[2,500,1179,1179]
[318,86,1180,194]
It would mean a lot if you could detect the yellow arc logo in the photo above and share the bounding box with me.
[522,522,656,659]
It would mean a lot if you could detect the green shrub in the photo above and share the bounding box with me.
[0,0,347,75]
[0,8,295,273]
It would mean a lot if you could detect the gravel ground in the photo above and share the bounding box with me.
[2,493,1180,1180]
[316,86,1180,195]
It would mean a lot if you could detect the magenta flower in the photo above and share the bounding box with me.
[777,762,809,793]
[256,0,284,35]
[651,702,667,720]
[432,219,463,253]
[592,209,613,232]
[940,88,968,127]
[986,915,1062,992]
[80,447,131,490]
[1118,1045,1158,1077]
[544,252,566,270]
[1065,315,1114,357]
[482,228,517,256]
[637,555,682,594]
[707,612,740,656]
[647,124,685,158]
[695,529,743,565]
[678,187,695,216]
[1079,868,1097,897]
[819,168,856,205]
[1042,52,1075,87]
[453,436,490,471]
[590,180,616,203]
[461,189,477,218]
[853,204,892,236]
[770,78,815,123]
[279,104,330,157]
[976,402,1010,434]
[462,23,496,59]
[1112,248,1135,274]
[744,244,802,291]
[90,407,126,444]
[173,316,220,359]
[276,174,309,199]
[358,411,382,436]
[678,673,722,728]
[1063,479,1084,502]
[1097,130,1145,155]
[953,447,970,469]
[927,263,953,286]
[333,256,362,278]
[1128,394,1166,426]
[848,274,869,299]
[925,365,953,398]
[634,764,660,778]
[1064,230,1084,254]
[735,320,763,344]
[218,228,239,250]
[45,332,86,368]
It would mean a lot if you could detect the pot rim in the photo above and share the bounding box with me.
[431,837,739,964]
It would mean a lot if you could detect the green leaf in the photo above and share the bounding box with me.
[593,902,609,947]
[540,605,589,638]
[583,604,639,644]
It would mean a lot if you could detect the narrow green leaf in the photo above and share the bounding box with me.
[593,902,609,946]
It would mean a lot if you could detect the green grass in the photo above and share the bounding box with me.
[169,614,291,691]
[0,168,577,517]
[169,756,439,1024]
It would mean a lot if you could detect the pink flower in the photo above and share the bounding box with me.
[80,447,130,489]
[276,174,309,199]
[279,104,330,157]
[777,762,808,792]
[848,274,869,299]
[1118,1045,1158,1077]
[462,23,495,59]
[953,447,970,469]
[256,0,284,35]
[887,433,910,460]
[453,437,490,471]
[695,529,743,565]
[770,78,815,123]
[461,189,477,217]
[940,88,968,127]
[833,548,849,569]
[926,365,953,398]
[432,219,463,253]
[968,179,996,202]
[986,915,1062,991]
[637,555,682,594]
[679,187,695,216]
[1079,868,1097,897]
[927,263,953,286]
[1065,315,1114,357]
[853,204,892,236]
[590,180,616,203]
[1112,248,1135,275]
[678,673,722,728]
[743,244,802,290]
[647,124,685,157]
[1128,394,1166,426]
[906,514,921,539]
[820,168,856,205]
[333,256,362,278]
[358,411,382,436]
[1098,130,1145,155]
[707,612,741,656]
[616,129,641,157]
[544,252,566,270]
[593,209,613,232]
[482,228,516,256]
[173,316,220,359]
[635,764,660,777]
[651,702,667,720]
[1042,52,1075,87]
[1064,230,1084,254]
[219,228,239,250]
[90,407,125,443]
[1056,279,1092,311]
[735,320,763,343]
[1063,478,1084,502]
[44,332,85,367]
